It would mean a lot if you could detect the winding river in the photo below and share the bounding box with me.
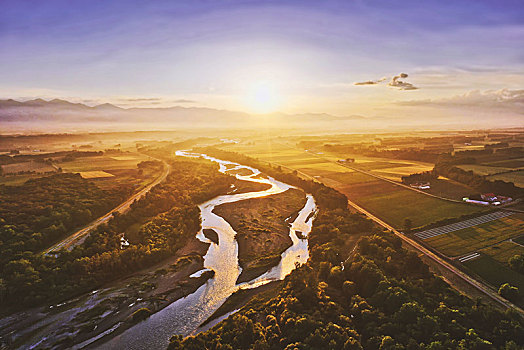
[96,152,317,349]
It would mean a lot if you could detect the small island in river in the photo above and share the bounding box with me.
[212,188,307,283]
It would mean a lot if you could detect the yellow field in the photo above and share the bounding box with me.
[224,141,433,182]
[0,174,39,186]
[60,154,149,172]
[219,140,483,229]
[79,171,116,179]
[110,156,142,161]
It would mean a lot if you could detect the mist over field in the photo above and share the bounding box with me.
[2,94,523,134]
[1,1,524,349]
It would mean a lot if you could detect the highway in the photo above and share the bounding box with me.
[43,159,170,255]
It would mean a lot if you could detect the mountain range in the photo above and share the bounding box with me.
[0,98,367,132]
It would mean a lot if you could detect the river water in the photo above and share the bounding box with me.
[96,152,317,349]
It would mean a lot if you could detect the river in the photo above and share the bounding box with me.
[92,152,317,349]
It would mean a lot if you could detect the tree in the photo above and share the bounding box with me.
[498,283,520,302]
[508,254,524,273]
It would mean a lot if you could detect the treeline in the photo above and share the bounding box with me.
[170,149,524,349]
[509,254,524,275]
[0,157,234,307]
[322,144,442,164]
[445,147,524,166]
[434,162,523,198]
[401,170,438,185]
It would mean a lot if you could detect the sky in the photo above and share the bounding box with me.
[0,0,523,119]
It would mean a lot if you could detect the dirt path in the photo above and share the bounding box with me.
[43,157,170,255]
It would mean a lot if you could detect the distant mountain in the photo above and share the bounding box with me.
[0,98,368,132]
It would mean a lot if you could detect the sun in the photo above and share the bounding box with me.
[245,81,281,114]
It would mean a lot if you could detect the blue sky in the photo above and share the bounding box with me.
[0,0,522,115]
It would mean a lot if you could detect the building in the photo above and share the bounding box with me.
[481,193,497,202]
[463,194,513,206]
[463,197,490,205]
[120,235,130,249]
[410,182,431,190]
[337,158,355,163]
[481,193,513,205]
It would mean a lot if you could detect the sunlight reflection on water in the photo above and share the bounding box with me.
[97,151,316,350]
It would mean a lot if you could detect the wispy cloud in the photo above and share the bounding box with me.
[396,89,524,113]
[120,97,162,102]
[116,97,195,103]
[354,73,418,90]
[354,77,386,86]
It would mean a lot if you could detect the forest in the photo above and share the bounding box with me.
[0,173,131,265]
[0,156,237,308]
[169,149,524,350]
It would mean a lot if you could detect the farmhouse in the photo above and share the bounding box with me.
[463,197,490,205]
[481,193,497,202]
[463,193,513,206]
[120,235,130,249]
[481,193,513,205]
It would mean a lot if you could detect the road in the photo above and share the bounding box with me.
[281,143,473,205]
[43,159,170,255]
[344,196,523,313]
[294,145,524,214]
[260,149,523,313]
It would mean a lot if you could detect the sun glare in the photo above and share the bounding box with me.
[245,81,281,114]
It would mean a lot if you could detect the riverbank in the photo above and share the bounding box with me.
[212,188,307,283]
[0,237,214,350]
[83,237,214,349]
[85,152,316,349]
[199,280,283,328]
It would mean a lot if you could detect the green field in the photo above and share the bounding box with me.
[0,174,41,186]
[514,235,524,246]
[334,178,482,229]
[480,240,524,265]
[457,164,511,176]
[425,214,524,257]
[424,178,476,200]
[464,255,524,297]
[486,158,524,169]
[487,170,524,187]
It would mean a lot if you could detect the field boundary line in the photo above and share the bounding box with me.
[254,149,524,314]
[414,211,514,240]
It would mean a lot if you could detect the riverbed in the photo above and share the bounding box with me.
[95,152,317,349]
